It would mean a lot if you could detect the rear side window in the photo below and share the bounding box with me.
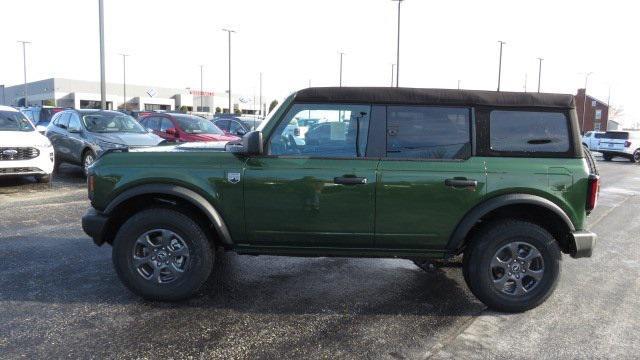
[386,106,471,160]
[603,131,629,140]
[489,110,569,153]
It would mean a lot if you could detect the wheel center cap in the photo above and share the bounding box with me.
[156,251,168,262]
[511,263,521,272]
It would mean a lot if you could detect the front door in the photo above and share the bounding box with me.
[375,105,487,251]
[244,103,377,248]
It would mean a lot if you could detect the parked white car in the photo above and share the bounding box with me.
[581,131,604,151]
[0,105,55,182]
[598,130,640,163]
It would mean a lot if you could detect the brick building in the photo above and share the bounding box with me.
[575,88,609,133]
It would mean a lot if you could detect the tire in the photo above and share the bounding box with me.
[631,149,640,163]
[81,149,96,176]
[602,153,613,161]
[112,208,214,301]
[35,174,52,183]
[463,220,561,313]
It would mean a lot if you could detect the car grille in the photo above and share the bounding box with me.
[0,167,40,174]
[0,147,40,161]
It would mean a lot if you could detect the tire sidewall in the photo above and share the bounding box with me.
[112,208,214,301]
[466,221,561,312]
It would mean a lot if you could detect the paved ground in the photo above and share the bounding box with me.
[0,159,638,359]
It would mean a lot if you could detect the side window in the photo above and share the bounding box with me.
[57,112,71,129]
[51,112,63,126]
[229,120,243,134]
[68,113,82,131]
[386,106,471,160]
[159,118,173,132]
[269,103,371,158]
[489,110,569,153]
[216,120,230,131]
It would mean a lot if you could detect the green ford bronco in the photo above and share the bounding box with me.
[82,87,599,312]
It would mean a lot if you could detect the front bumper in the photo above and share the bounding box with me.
[570,231,597,258]
[82,208,110,246]
[0,149,55,176]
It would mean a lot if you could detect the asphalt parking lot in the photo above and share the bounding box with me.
[1,158,639,359]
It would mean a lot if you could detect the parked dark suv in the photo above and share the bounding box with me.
[82,88,599,312]
[46,109,163,175]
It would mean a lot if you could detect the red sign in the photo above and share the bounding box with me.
[189,90,215,96]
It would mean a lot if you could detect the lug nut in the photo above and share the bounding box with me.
[516,275,520,279]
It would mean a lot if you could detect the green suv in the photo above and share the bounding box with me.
[82,88,599,312]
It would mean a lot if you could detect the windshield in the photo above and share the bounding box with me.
[0,110,35,132]
[82,112,146,133]
[174,116,224,135]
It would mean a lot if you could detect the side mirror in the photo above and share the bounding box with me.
[226,131,263,155]
[165,128,177,135]
[235,128,247,136]
[68,127,81,133]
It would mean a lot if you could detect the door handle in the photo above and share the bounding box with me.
[445,178,478,188]
[334,176,367,185]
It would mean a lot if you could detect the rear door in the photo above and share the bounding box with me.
[243,103,378,248]
[375,105,487,251]
[48,112,72,161]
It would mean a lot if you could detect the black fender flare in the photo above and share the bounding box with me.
[446,193,575,252]
[104,184,233,245]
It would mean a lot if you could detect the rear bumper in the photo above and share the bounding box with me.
[570,231,597,258]
[82,208,109,246]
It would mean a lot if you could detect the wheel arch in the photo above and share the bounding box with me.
[447,193,576,255]
[102,184,233,247]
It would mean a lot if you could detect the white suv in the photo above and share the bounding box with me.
[598,130,640,163]
[0,105,55,182]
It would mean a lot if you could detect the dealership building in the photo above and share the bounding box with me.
[0,78,264,115]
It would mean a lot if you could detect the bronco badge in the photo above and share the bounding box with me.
[227,172,241,184]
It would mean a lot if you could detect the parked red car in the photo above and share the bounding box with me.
[139,113,239,143]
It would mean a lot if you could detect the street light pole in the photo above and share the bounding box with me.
[581,72,593,133]
[119,53,129,111]
[222,29,236,114]
[18,41,31,106]
[457,80,461,90]
[259,72,263,116]
[339,52,344,87]
[391,64,395,87]
[537,57,543,93]
[497,40,506,92]
[392,0,404,87]
[98,0,106,110]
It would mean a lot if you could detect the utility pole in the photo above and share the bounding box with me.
[457,80,461,90]
[98,0,106,110]
[581,72,593,133]
[199,65,204,112]
[391,64,395,87]
[339,52,344,87]
[497,40,506,92]
[524,73,528,92]
[392,0,404,87]
[222,28,236,114]
[119,53,129,111]
[1,85,5,105]
[18,41,31,106]
[537,57,543,93]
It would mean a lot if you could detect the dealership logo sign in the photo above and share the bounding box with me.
[146,88,158,98]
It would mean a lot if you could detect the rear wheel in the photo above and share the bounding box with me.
[602,153,613,161]
[463,220,561,312]
[112,208,214,301]
[631,149,640,163]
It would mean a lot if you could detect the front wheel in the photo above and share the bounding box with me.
[631,149,640,163]
[112,208,214,301]
[35,174,52,183]
[82,150,96,176]
[463,220,561,313]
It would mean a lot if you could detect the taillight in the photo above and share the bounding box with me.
[624,141,631,148]
[586,174,600,212]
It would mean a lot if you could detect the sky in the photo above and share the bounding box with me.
[1,0,638,126]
